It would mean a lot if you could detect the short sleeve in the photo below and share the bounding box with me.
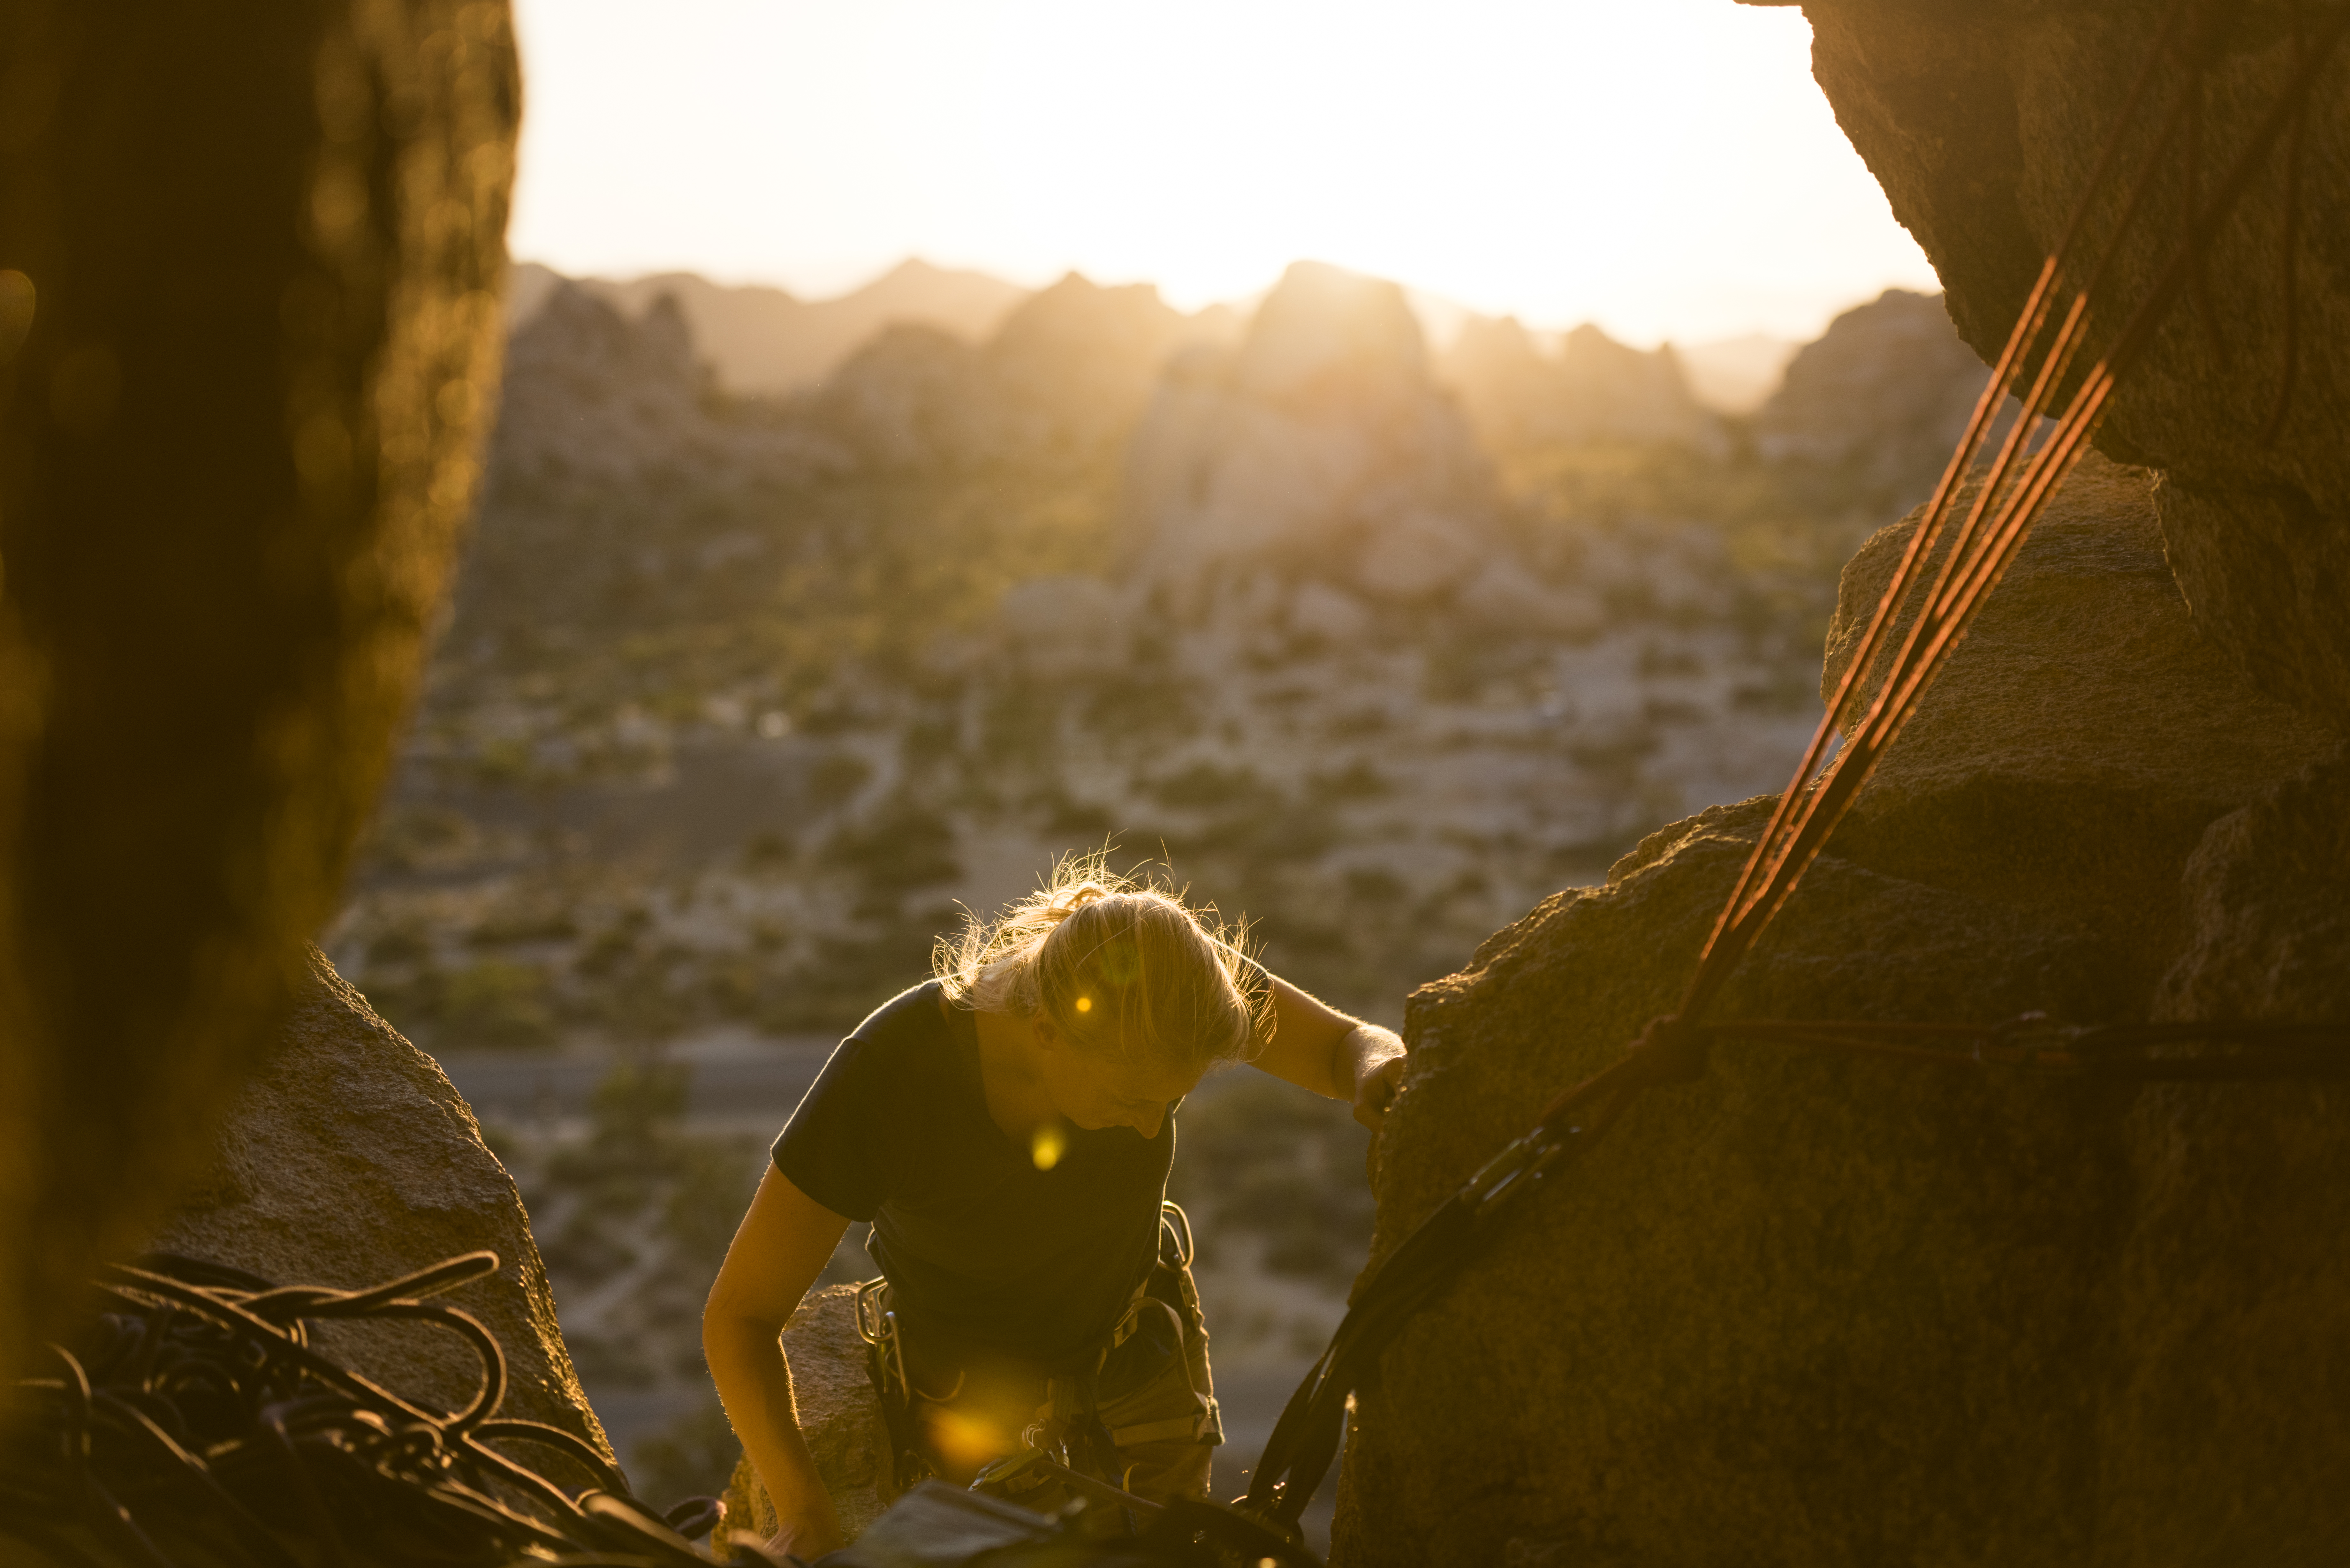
[772,1036,892,1222]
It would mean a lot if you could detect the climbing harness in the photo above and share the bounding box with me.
[857,1202,1219,1531]
[1239,0,2350,1532]
[0,1250,738,1567]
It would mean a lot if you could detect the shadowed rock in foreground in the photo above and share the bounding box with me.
[150,948,610,1463]
[1331,460,2344,1566]
[0,0,516,1374]
[1796,0,2350,728]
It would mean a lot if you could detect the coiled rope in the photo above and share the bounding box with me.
[0,1250,736,1567]
[1241,0,2350,1531]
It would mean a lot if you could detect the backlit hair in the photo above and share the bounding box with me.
[935,855,1270,1076]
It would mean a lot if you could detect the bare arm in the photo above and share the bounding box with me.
[703,1167,853,1558]
[1250,973,1407,1132]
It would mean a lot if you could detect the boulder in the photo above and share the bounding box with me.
[719,1284,901,1549]
[2102,743,2350,1564]
[0,0,515,1375]
[1822,455,2336,996]
[149,948,610,1466]
[1330,460,2344,1565]
[1792,0,2350,729]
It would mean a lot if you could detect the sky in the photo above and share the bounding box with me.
[505,0,1943,347]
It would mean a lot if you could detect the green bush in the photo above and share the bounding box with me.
[442,958,557,1049]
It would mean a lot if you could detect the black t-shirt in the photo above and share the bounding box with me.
[772,981,1175,1367]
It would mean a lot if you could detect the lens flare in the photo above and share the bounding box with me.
[1074,995,1092,1013]
[923,1406,1009,1474]
[1030,1122,1066,1171]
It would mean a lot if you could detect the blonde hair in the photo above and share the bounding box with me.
[936,856,1270,1077]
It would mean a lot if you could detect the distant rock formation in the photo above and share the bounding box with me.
[816,273,1194,470]
[1442,316,1719,453]
[1754,287,1994,508]
[1678,332,1802,415]
[1120,261,1505,616]
[151,949,611,1465]
[1333,457,2343,1565]
[491,283,842,496]
[509,258,1032,396]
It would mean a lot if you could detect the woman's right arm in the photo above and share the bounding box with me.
[703,1166,853,1559]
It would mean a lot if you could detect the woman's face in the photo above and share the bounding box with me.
[1032,1019,1201,1138]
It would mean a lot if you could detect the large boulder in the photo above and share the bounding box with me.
[2102,742,2350,1563]
[0,1,515,1373]
[150,948,610,1465]
[1330,459,2342,1565]
[1788,0,2350,730]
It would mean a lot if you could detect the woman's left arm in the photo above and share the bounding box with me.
[1251,974,1408,1132]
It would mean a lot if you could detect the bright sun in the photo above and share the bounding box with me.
[505,0,1939,345]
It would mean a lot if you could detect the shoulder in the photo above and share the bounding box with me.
[837,980,959,1078]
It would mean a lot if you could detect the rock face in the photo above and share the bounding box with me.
[719,1285,901,1548]
[150,948,610,1465]
[1330,459,2343,1566]
[0,0,516,1373]
[1794,0,2350,729]
[1755,288,1997,511]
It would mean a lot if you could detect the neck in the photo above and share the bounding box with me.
[971,1008,1056,1142]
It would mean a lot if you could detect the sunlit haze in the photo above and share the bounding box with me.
[508,0,1941,347]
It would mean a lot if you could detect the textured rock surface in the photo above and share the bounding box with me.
[0,2,516,1370]
[150,948,609,1465]
[1795,0,2350,728]
[1823,455,2335,994]
[1330,462,2343,1566]
[719,1284,901,1548]
[2103,744,2350,1564]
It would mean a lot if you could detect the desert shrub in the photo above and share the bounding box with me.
[442,958,557,1050]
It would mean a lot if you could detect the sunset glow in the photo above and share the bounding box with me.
[506,0,1940,345]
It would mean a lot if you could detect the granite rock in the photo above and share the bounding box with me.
[1330,457,2345,1565]
[1796,0,2350,728]
[149,948,610,1467]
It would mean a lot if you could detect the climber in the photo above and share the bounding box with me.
[701,860,1406,1558]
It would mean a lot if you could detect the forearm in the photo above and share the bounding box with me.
[704,1311,843,1543]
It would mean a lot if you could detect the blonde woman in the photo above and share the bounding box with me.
[702,866,1406,1557]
